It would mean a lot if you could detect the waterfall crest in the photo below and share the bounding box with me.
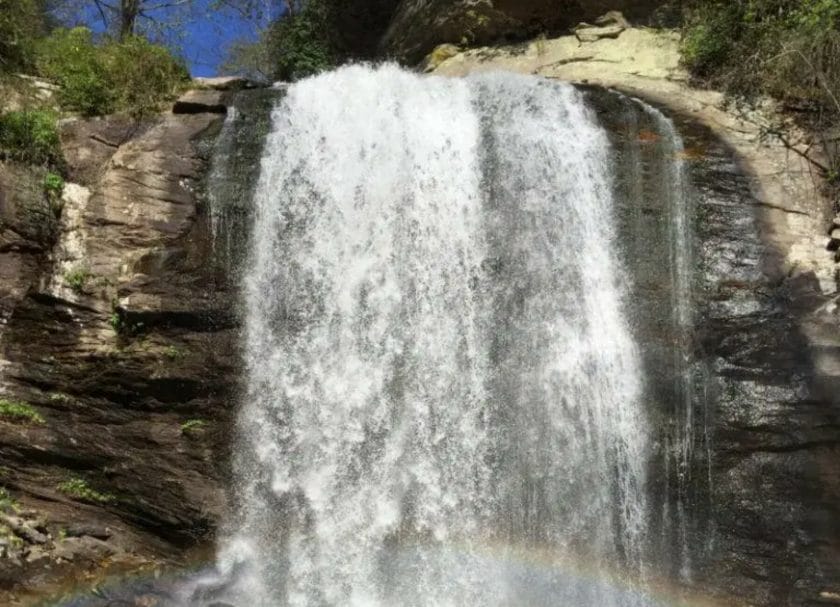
[216,65,651,606]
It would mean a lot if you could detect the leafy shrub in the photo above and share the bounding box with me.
[680,0,840,181]
[0,0,49,72]
[36,27,113,116]
[681,4,742,80]
[44,171,64,200]
[267,0,337,81]
[681,1,840,101]
[63,266,92,294]
[36,27,189,117]
[0,109,63,167]
[100,35,190,117]
[223,0,397,81]
[57,477,115,504]
[0,399,45,424]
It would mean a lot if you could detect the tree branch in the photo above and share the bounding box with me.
[92,0,117,29]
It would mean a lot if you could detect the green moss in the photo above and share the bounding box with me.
[0,487,18,513]
[63,266,92,294]
[163,345,183,360]
[56,478,115,504]
[180,419,207,436]
[0,399,45,424]
[0,109,63,167]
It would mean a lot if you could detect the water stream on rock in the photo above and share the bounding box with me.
[195,65,661,607]
[636,101,703,583]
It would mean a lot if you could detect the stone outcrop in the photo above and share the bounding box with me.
[0,84,275,602]
[381,0,668,63]
[433,27,840,606]
[173,89,228,114]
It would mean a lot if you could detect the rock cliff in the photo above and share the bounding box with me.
[0,80,273,604]
[381,0,668,63]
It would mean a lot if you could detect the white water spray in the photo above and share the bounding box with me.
[214,65,651,607]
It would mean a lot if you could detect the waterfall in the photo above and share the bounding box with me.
[641,104,696,582]
[630,100,710,585]
[204,87,281,279]
[211,65,652,606]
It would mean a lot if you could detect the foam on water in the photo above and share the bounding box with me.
[211,65,651,606]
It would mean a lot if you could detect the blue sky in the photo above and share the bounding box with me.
[58,0,282,77]
[179,0,281,76]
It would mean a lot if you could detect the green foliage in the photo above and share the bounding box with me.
[681,4,742,79]
[100,35,190,117]
[164,345,183,360]
[222,0,398,81]
[0,110,63,167]
[0,399,45,424]
[681,0,840,180]
[44,171,64,200]
[37,27,114,116]
[180,419,208,436]
[57,477,115,504]
[267,0,336,81]
[36,27,189,117]
[0,0,50,73]
[109,311,124,334]
[63,266,92,294]
[0,487,18,512]
[681,1,840,101]
[36,27,112,116]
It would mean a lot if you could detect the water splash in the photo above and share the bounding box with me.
[213,65,651,606]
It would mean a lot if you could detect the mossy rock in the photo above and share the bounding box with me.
[421,43,462,72]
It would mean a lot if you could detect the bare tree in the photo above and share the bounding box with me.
[61,0,262,40]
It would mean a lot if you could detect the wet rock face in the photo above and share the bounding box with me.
[674,116,840,607]
[0,163,59,326]
[587,88,840,606]
[381,0,667,63]
[0,88,275,601]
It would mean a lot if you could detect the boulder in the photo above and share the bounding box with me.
[0,513,48,545]
[574,23,625,42]
[60,116,140,186]
[381,0,668,63]
[193,76,257,91]
[421,43,462,72]
[173,89,228,114]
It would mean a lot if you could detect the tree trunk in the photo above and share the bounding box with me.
[120,0,140,39]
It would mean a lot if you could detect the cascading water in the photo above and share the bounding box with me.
[209,65,654,606]
[638,103,703,583]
